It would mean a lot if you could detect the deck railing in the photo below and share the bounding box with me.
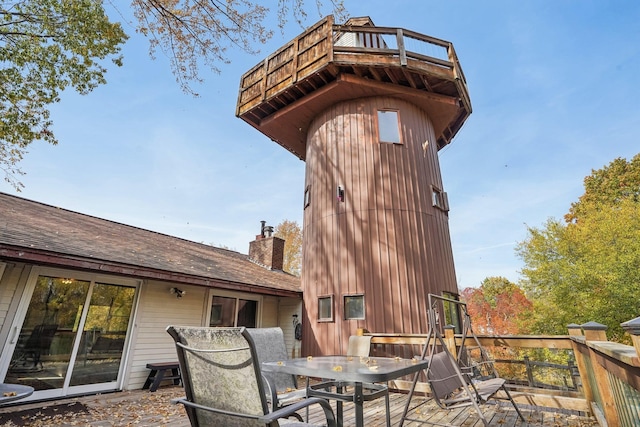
[237,15,471,116]
[359,315,640,426]
[331,22,471,113]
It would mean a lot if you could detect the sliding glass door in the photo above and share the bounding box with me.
[1,268,138,399]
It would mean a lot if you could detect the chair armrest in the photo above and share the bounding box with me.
[260,373,279,412]
[171,398,261,421]
[259,397,337,427]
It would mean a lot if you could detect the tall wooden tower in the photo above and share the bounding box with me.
[237,16,471,356]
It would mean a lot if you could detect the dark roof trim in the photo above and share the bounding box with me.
[0,245,301,298]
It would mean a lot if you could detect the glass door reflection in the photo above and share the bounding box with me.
[7,277,90,390]
[5,276,136,394]
[70,283,135,386]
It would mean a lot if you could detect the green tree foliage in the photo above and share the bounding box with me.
[566,154,640,222]
[517,154,640,342]
[274,219,302,276]
[0,0,127,189]
[460,276,533,335]
[1,0,346,189]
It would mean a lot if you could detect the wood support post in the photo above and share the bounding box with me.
[567,324,592,402]
[581,321,620,426]
[621,316,640,359]
[567,323,582,337]
[444,325,457,359]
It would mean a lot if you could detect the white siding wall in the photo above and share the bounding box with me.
[0,261,304,391]
[123,280,207,390]
[261,296,279,327]
[0,263,29,356]
[278,297,303,358]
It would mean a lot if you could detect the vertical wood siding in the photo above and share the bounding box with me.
[301,96,458,356]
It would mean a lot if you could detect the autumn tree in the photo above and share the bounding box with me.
[460,276,533,335]
[517,154,640,342]
[274,219,302,276]
[0,0,127,189]
[1,0,346,189]
[130,0,347,95]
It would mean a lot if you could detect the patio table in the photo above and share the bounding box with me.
[0,384,34,406]
[263,355,428,427]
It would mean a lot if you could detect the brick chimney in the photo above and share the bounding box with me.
[249,221,285,270]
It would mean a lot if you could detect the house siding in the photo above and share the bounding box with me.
[0,258,303,394]
[278,297,303,358]
[124,280,206,390]
[0,262,30,358]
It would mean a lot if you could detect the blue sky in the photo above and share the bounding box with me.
[3,1,639,290]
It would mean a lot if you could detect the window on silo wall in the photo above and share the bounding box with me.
[344,294,365,320]
[303,185,311,209]
[318,295,334,322]
[377,110,401,144]
[431,186,449,212]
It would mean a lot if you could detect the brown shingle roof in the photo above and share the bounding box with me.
[0,192,301,296]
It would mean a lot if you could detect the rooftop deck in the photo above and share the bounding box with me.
[0,386,597,427]
[236,16,472,159]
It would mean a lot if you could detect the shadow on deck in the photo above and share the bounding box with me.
[0,386,597,427]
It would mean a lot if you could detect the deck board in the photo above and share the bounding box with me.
[0,386,598,426]
[304,390,596,427]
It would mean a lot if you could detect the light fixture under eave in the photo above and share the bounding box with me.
[170,287,185,298]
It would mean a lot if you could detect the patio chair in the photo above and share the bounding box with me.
[245,327,307,419]
[347,335,372,357]
[166,326,336,427]
[427,350,524,422]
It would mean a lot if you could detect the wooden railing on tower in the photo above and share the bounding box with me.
[236,16,472,151]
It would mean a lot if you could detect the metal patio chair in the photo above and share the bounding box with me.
[166,326,336,427]
[245,327,308,419]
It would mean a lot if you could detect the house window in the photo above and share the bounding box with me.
[344,294,365,320]
[304,185,311,209]
[209,291,260,327]
[318,295,334,322]
[432,186,449,212]
[377,110,401,144]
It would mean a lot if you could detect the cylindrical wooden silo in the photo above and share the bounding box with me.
[301,96,458,355]
[236,15,471,357]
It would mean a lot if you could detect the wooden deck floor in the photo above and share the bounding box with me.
[0,386,598,427]
[306,390,598,427]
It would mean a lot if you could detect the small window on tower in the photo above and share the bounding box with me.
[344,294,365,320]
[432,186,449,212]
[318,295,334,322]
[304,185,311,209]
[377,110,401,144]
